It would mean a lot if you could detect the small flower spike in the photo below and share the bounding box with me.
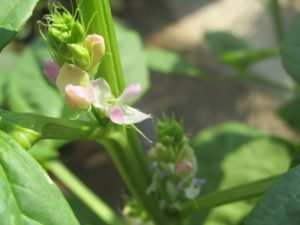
[92,78,151,124]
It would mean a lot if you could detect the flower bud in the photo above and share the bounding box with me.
[67,43,90,69]
[56,64,90,92]
[46,6,85,65]
[175,160,194,177]
[43,60,59,83]
[65,85,92,109]
[84,34,105,76]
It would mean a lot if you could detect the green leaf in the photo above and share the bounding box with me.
[246,165,300,225]
[281,15,300,84]
[115,22,150,95]
[205,31,248,56]
[0,130,80,225]
[220,49,278,71]
[205,31,278,71]
[278,96,300,133]
[0,0,39,51]
[189,122,293,225]
[0,110,105,141]
[146,47,205,77]
[6,40,64,117]
[0,48,18,105]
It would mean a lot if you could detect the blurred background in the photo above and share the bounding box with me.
[1,0,300,224]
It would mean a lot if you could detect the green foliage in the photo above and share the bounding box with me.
[205,31,278,71]
[115,22,150,95]
[205,31,248,56]
[0,0,39,51]
[189,122,294,225]
[246,165,300,225]
[6,40,63,117]
[281,15,300,84]
[278,96,300,134]
[0,130,80,225]
[146,48,205,77]
[220,49,278,71]
[0,109,104,141]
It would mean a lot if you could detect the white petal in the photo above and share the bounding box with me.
[91,78,112,109]
[121,106,151,124]
[117,83,141,104]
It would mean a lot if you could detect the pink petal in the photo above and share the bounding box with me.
[109,106,125,124]
[118,83,141,103]
[65,85,92,109]
[43,61,59,84]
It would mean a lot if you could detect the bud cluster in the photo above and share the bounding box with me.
[42,4,105,110]
[44,4,105,76]
[147,118,205,212]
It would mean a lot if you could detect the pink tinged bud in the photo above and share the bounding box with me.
[43,61,59,83]
[84,34,105,76]
[118,83,141,103]
[175,161,194,177]
[65,85,92,109]
[56,64,90,92]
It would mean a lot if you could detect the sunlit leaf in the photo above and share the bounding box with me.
[0,130,80,225]
[0,0,39,51]
[246,165,300,225]
[189,122,294,225]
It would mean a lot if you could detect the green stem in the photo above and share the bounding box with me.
[44,160,124,225]
[76,0,125,95]
[100,129,175,225]
[181,175,278,218]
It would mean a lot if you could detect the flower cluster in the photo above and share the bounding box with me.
[147,118,205,212]
[43,5,150,125]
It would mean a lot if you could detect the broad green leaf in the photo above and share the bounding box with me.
[0,130,80,225]
[246,165,300,225]
[281,15,300,84]
[205,31,248,56]
[146,47,205,77]
[0,0,39,51]
[278,96,300,133]
[189,122,293,225]
[220,49,278,71]
[115,22,150,95]
[6,40,63,117]
[0,110,104,141]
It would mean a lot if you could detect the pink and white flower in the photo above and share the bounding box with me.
[92,78,151,124]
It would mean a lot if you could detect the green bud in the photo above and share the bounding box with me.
[0,121,40,150]
[45,4,85,65]
[67,43,90,69]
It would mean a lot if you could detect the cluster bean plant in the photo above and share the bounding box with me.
[0,0,300,225]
